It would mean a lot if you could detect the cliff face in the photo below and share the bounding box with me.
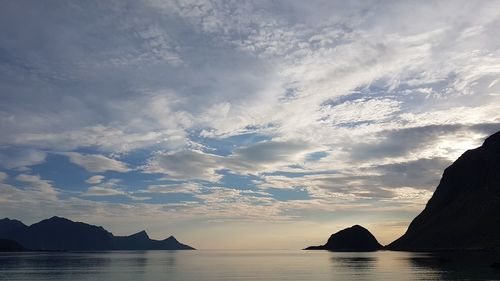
[388,131,500,251]
[305,225,382,251]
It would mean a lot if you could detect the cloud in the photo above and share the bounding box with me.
[368,158,451,190]
[0,149,46,170]
[144,139,314,181]
[320,98,402,125]
[63,152,130,173]
[82,186,126,196]
[0,172,7,182]
[9,125,188,153]
[383,187,434,204]
[15,174,58,200]
[257,156,453,203]
[230,140,312,166]
[144,149,223,181]
[1,0,499,158]
[85,175,105,184]
[80,177,150,201]
[146,182,202,194]
[347,124,500,164]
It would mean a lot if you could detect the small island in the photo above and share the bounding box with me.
[305,225,382,251]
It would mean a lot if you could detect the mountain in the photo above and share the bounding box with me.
[0,239,26,252]
[111,230,193,250]
[388,131,500,251]
[0,218,28,233]
[305,225,382,251]
[0,216,194,251]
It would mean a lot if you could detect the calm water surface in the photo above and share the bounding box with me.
[1,250,500,280]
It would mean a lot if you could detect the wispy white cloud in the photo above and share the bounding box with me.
[62,152,130,173]
[145,182,203,194]
[144,139,315,181]
[14,174,58,201]
[144,149,223,181]
[83,186,126,196]
[319,98,401,125]
[85,175,105,184]
[0,149,46,170]
[82,178,151,201]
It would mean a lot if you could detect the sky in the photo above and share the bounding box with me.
[1,0,500,250]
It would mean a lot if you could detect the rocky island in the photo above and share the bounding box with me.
[305,225,382,251]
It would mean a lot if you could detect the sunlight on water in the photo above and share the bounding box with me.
[1,250,500,280]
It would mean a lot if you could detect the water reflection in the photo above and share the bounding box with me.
[0,252,114,280]
[0,251,160,281]
[327,251,500,280]
[330,256,377,268]
[407,252,500,280]
[1,250,500,281]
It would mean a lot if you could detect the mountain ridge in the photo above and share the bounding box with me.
[0,216,195,251]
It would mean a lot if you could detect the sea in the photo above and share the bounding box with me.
[1,250,500,280]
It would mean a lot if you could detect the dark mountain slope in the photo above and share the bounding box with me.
[0,218,27,233]
[388,131,500,251]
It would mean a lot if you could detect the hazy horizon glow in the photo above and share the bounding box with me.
[1,0,500,249]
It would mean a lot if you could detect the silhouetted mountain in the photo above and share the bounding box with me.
[0,239,26,252]
[305,225,382,251]
[388,131,500,251]
[0,216,194,251]
[0,218,28,233]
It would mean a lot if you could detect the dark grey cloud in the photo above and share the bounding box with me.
[347,123,500,161]
[316,157,450,192]
[368,157,451,191]
[231,140,310,165]
[145,149,222,181]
